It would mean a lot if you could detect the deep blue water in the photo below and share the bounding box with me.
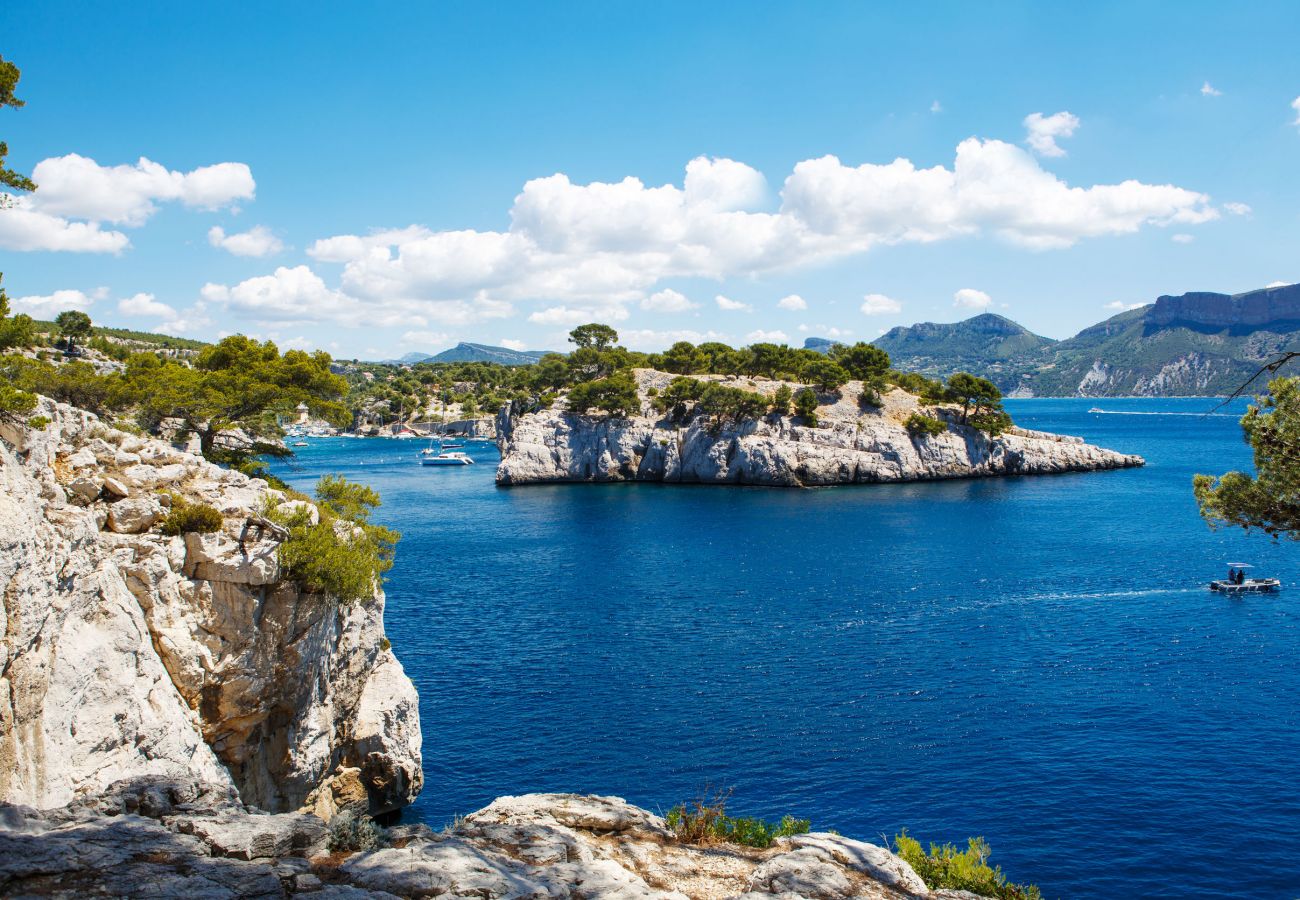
[269,399,1299,899]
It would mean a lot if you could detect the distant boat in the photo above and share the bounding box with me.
[1210,563,1280,594]
[292,440,309,447]
[1089,407,1104,413]
[421,451,474,466]
[440,441,465,449]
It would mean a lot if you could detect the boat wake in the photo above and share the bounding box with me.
[1087,409,1238,417]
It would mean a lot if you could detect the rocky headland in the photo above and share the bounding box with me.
[496,369,1143,487]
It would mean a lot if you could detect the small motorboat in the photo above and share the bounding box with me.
[1210,563,1280,594]
[420,451,474,466]
[292,441,309,447]
[1088,407,1104,413]
[439,441,465,449]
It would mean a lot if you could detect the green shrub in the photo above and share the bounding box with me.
[893,832,1040,900]
[664,789,810,849]
[566,370,640,418]
[160,497,224,535]
[794,387,819,426]
[26,415,51,430]
[969,410,1013,436]
[327,810,387,852]
[0,380,38,423]
[272,476,399,604]
[905,412,947,437]
[771,384,793,415]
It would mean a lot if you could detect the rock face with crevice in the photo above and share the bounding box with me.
[497,369,1143,487]
[0,399,421,820]
[1,780,987,899]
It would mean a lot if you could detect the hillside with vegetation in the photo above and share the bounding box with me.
[858,282,1300,397]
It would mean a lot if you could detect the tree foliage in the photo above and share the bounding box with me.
[794,387,819,426]
[566,370,640,418]
[0,54,36,194]
[1194,376,1300,539]
[132,335,348,459]
[568,322,620,351]
[273,476,400,604]
[55,310,93,350]
[830,342,891,380]
[0,274,36,351]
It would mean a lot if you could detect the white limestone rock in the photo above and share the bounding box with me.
[497,369,1144,488]
[106,496,164,533]
[1,398,422,821]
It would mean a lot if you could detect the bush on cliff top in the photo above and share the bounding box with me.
[160,496,224,536]
[893,831,1041,900]
[665,789,810,849]
[905,412,947,438]
[271,475,399,604]
[327,810,388,852]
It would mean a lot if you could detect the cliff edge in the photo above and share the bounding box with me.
[0,779,980,899]
[0,399,421,819]
[497,369,1143,487]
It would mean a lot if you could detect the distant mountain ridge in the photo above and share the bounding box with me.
[859,283,1300,397]
[388,342,555,366]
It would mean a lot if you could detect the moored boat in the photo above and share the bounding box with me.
[420,451,474,466]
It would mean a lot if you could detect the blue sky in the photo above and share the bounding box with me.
[2,1,1299,358]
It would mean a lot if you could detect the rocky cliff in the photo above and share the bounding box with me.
[496,370,1142,487]
[0,399,421,820]
[0,778,983,899]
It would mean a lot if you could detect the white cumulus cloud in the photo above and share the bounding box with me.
[777,294,807,311]
[1172,233,1195,244]
[1104,300,1146,311]
[528,303,629,326]
[954,288,992,309]
[271,139,1218,327]
[0,154,255,254]
[1223,202,1252,216]
[1266,281,1292,289]
[9,288,101,316]
[640,288,697,313]
[861,293,902,315]
[746,329,789,344]
[208,225,284,258]
[29,154,253,225]
[620,328,729,351]
[716,294,752,312]
[117,292,177,319]
[499,338,527,351]
[400,330,449,347]
[1292,96,1300,126]
[1201,81,1222,97]
[1023,111,1080,157]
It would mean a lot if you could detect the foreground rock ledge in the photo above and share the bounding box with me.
[0,778,984,899]
[496,370,1144,487]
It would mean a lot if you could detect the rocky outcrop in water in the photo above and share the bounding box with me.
[496,370,1143,487]
[0,399,421,819]
[0,778,984,899]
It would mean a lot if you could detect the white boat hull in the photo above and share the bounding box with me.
[1209,579,1280,594]
[421,455,474,466]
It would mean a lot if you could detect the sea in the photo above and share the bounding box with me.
[268,398,1300,899]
